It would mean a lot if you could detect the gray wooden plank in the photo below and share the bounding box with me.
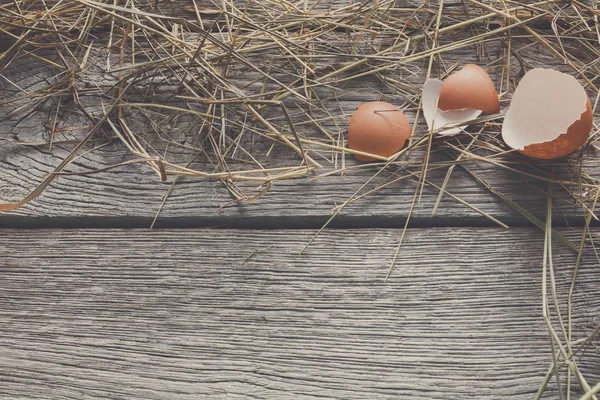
[0,227,599,399]
[0,60,592,228]
[1,2,597,228]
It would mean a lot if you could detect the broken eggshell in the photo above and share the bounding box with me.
[501,68,593,160]
[422,64,499,136]
[438,64,500,113]
[422,79,482,136]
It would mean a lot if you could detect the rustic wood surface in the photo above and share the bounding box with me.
[0,134,578,229]
[1,228,599,399]
[0,44,595,228]
[1,0,597,228]
[1,1,599,398]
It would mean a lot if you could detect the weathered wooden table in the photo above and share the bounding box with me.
[1,1,599,399]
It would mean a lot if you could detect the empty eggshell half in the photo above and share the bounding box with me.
[502,68,593,160]
[422,79,482,136]
[422,64,500,136]
[438,64,500,113]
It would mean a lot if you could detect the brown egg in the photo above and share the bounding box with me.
[437,64,500,113]
[502,68,593,160]
[348,101,411,161]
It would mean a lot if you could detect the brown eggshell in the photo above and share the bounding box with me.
[502,68,593,160]
[437,64,500,113]
[520,97,593,159]
[348,101,411,161]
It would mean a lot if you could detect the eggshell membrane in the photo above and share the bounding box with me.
[422,79,481,136]
[502,68,593,160]
[438,64,500,113]
[348,101,411,161]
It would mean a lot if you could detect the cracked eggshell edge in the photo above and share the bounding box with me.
[422,79,482,136]
[501,68,591,153]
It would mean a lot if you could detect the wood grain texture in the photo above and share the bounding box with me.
[1,1,598,228]
[0,57,594,228]
[1,227,598,399]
